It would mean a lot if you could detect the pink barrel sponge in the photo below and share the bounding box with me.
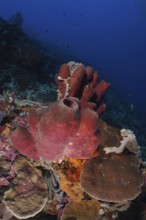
[11,97,100,162]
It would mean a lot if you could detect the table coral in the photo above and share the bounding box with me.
[80,152,143,203]
[61,200,101,220]
[3,157,48,219]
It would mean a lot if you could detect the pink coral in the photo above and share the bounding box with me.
[11,97,100,162]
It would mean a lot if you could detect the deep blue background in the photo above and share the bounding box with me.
[0,0,146,119]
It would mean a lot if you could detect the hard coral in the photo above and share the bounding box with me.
[3,157,48,219]
[80,151,143,204]
[75,120,144,215]
[61,200,101,220]
[56,61,110,114]
[11,97,100,162]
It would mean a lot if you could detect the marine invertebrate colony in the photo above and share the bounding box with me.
[11,96,100,162]
[0,61,144,220]
[56,61,110,114]
[3,157,48,219]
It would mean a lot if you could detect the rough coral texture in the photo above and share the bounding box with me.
[11,97,100,162]
[3,157,48,219]
[61,200,101,220]
[80,152,143,203]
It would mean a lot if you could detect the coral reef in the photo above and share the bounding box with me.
[0,56,145,219]
[0,15,146,219]
[0,16,45,73]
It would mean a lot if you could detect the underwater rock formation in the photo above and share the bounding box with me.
[0,15,49,86]
[8,12,23,28]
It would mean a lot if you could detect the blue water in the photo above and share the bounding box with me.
[0,0,146,119]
